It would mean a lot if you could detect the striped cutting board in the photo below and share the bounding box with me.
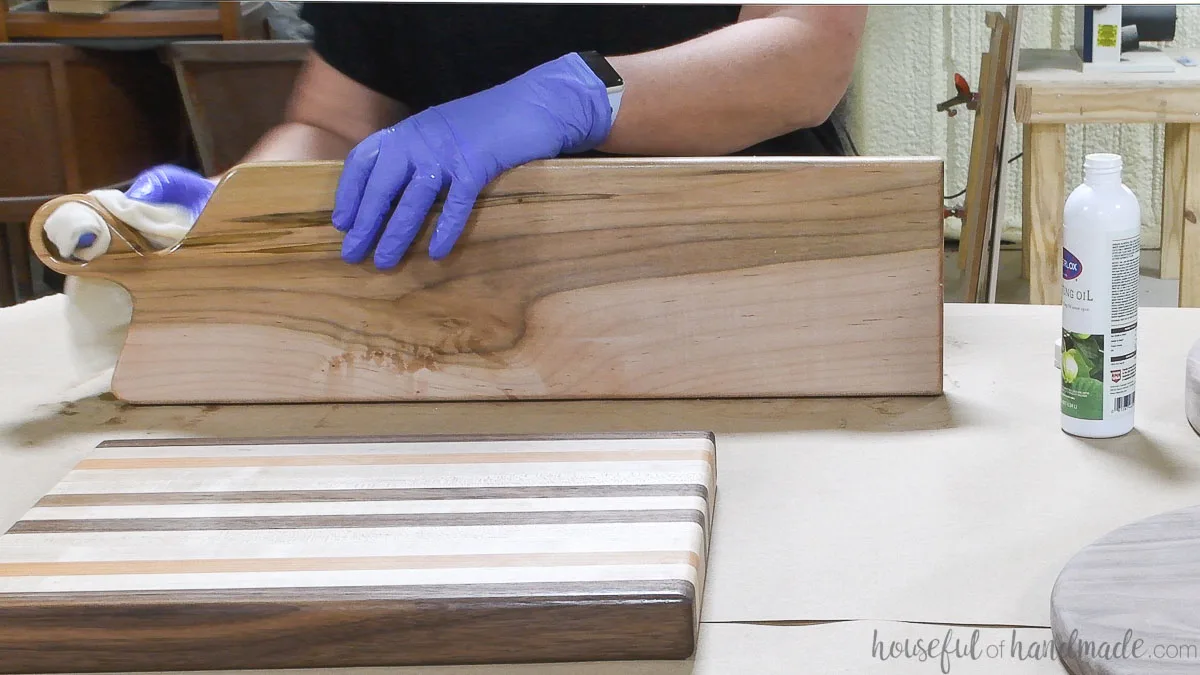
[0,432,716,673]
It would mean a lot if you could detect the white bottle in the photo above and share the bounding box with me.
[1060,153,1140,438]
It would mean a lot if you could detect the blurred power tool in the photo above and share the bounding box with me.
[1075,5,1178,71]
[1120,5,1177,51]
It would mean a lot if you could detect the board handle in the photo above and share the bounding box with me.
[28,194,158,278]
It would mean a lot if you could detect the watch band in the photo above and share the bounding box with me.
[578,51,625,126]
[607,89,623,127]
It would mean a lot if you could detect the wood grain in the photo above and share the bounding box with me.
[27,157,945,404]
[984,6,1023,303]
[0,432,716,673]
[4,222,31,301]
[1182,125,1200,308]
[4,8,222,39]
[0,226,13,307]
[1015,84,1200,125]
[1015,49,1200,125]
[1160,124,1188,281]
[45,0,133,16]
[0,41,185,216]
[1021,124,1033,280]
[1024,124,1066,304]
[4,2,268,41]
[960,7,1020,303]
[1050,504,1200,674]
[956,49,996,275]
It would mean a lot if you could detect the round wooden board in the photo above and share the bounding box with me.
[1051,504,1200,674]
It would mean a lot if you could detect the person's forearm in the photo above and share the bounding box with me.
[236,122,360,166]
[598,6,866,156]
[216,51,407,180]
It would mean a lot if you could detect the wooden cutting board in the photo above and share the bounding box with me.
[1050,504,1200,674]
[0,432,716,673]
[28,157,945,404]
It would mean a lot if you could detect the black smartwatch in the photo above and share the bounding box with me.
[579,51,625,126]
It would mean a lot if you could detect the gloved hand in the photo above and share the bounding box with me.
[333,52,614,269]
[49,164,216,260]
[123,164,216,223]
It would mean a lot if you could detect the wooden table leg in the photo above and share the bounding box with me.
[0,225,15,308]
[1180,125,1200,307]
[1026,123,1066,304]
[1161,123,1188,280]
[1021,125,1032,280]
[6,223,33,301]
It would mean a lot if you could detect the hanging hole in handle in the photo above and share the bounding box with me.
[28,195,157,274]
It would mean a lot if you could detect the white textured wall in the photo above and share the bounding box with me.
[846,5,1200,248]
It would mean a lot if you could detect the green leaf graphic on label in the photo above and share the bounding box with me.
[1071,376,1101,395]
[1063,376,1104,420]
[1064,348,1089,380]
[1075,341,1102,379]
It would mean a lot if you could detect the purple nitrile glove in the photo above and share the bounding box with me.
[333,52,613,269]
[124,164,217,222]
[75,165,216,250]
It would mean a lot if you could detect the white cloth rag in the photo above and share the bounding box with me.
[41,190,195,393]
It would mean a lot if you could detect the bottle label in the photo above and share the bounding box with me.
[1061,232,1139,421]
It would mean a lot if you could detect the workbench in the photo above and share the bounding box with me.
[1015,47,1200,308]
[4,295,1200,674]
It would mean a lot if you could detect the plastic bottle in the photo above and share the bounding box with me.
[1060,153,1140,438]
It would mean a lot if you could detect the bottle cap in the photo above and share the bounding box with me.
[1084,153,1123,175]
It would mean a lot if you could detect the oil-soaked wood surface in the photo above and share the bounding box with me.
[28,157,945,404]
[0,432,716,673]
[1050,504,1200,674]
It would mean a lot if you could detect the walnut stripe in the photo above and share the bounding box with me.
[35,483,710,507]
[74,449,711,470]
[0,581,699,672]
[7,509,706,534]
[0,550,701,578]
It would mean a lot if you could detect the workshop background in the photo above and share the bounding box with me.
[849,4,1200,250]
[3,2,1191,265]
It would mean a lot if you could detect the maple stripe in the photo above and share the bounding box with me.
[95,432,713,448]
[47,465,712,494]
[0,579,697,605]
[74,449,713,470]
[0,523,705,564]
[0,550,701,578]
[21,496,707,521]
[34,484,710,507]
[0,565,701,595]
[86,437,712,459]
[7,509,707,534]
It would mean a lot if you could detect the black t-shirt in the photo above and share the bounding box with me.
[299,2,850,157]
